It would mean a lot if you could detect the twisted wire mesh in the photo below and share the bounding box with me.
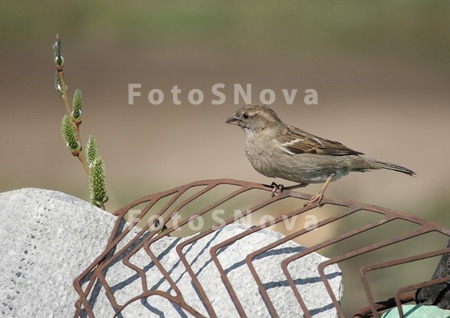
[72,179,450,317]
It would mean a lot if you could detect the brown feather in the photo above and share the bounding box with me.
[279,126,364,156]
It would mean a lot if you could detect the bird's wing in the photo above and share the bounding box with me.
[277,126,364,156]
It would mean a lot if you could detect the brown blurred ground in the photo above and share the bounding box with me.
[1,1,450,315]
[2,40,449,213]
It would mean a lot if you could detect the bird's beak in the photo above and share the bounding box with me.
[225,114,240,125]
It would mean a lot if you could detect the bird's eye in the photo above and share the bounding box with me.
[243,113,249,119]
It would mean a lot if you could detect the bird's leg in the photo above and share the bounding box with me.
[304,174,335,207]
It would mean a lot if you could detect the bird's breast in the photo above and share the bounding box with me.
[243,133,278,177]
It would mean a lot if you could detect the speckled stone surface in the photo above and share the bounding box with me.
[0,188,117,317]
[0,188,343,317]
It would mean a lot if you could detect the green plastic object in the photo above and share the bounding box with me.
[381,305,450,318]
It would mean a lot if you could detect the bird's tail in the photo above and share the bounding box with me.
[369,159,416,176]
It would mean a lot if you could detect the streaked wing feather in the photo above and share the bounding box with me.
[279,126,363,156]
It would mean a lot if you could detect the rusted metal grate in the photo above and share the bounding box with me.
[73,179,450,317]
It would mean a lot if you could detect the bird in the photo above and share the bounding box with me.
[225,104,415,206]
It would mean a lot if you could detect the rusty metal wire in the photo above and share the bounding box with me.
[72,179,450,317]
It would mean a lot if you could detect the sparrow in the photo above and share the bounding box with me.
[225,104,415,206]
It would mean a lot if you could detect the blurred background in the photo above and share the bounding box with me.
[1,0,450,315]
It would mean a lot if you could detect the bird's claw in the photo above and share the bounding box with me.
[263,182,285,197]
[304,193,324,207]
